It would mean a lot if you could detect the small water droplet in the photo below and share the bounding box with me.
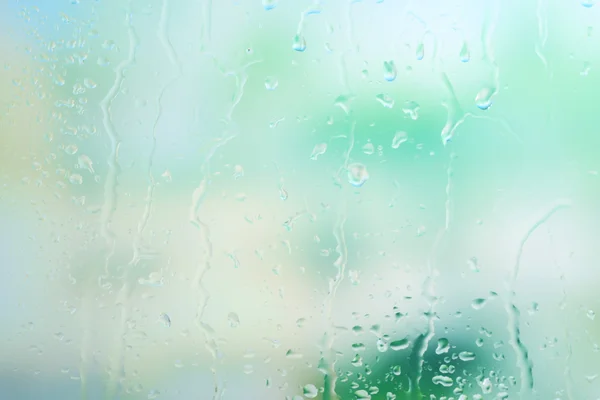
[587,309,596,320]
[458,351,476,361]
[263,0,278,10]
[402,101,420,120]
[471,298,487,310]
[64,144,78,155]
[375,93,394,108]
[310,143,327,160]
[415,42,424,60]
[158,313,171,328]
[389,338,410,351]
[303,384,318,398]
[265,76,278,90]
[347,163,369,187]
[391,365,401,375]
[432,375,453,387]
[392,131,408,148]
[475,87,494,110]
[228,312,240,327]
[383,60,397,82]
[377,338,389,352]
[460,42,470,62]
[147,389,160,399]
[362,142,375,155]
[77,155,94,173]
[69,174,83,185]
[292,34,307,52]
[355,389,371,400]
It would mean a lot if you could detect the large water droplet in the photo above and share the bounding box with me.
[383,60,397,82]
[436,338,450,354]
[347,163,369,187]
[292,34,307,52]
[362,142,375,155]
[392,131,408,148]
[582,0,596,7]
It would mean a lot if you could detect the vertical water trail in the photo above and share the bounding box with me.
[322,121,356,399]
[188,53,256,398]
[130,0,182,265]
[99,3,138,399]
[481,0,501,106]
[547,228,575,400]
[505,200,571,397]
[408,228,443,399]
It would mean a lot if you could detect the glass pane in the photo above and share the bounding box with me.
[1,0,599,399]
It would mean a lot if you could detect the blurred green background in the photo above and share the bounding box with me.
[1,0,599,399]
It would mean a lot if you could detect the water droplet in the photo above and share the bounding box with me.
[432,375,454,387]
[582,0,596,7]
[228,312,240,327]
[475,87,494,110]
[159,313,171,328]
[392,131,408,148]
[587,310,596,320]
[355,389,371,400]
[292,34,307,52]
[471,298,487,310]
[383,60,397,82]
[402,101,420,120]
[310,143,327,160]
[391,365,401,375]
[436,338,450,354]
[459,351,476,361]
[460,42,470,62]
[377,338,389,352]
[64,144,78,155]
[389,338,410,351]
[263,0,278,10]
[77,155,94,173]
[303,384,318,398]
[69,174,83,185]
[279,187,288,200]
[285,349,303,359]
[147,389,160,399]
[362,142,375,155]
[375,93,394,108]
[233,165,244,179]
[349,270,360,285]
[296,318,306,327]
[347,163,369,187]
[415,42,424,60]
[265,76,278,90]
